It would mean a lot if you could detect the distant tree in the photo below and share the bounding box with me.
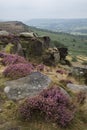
[72,39,76,42]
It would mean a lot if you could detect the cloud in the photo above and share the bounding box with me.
[0,0,87,20]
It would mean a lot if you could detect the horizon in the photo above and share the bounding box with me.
[0,18,87,23]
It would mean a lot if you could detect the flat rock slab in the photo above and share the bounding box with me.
[4,72,51,100]
[67,83,87,93]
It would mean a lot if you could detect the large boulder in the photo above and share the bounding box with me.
[4,72,52,100]
[20,36,50,57]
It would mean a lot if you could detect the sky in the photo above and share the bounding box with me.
[0,0,87,21]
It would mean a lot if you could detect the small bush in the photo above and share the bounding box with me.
[19,86,75,127]
[72,57,77,62]
[1,54,28,65]
[3,63,34,79]
[4,43,14,53]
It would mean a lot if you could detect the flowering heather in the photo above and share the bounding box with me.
[56,69,67,75]
[1,54,28,66]
[3,63,34,79]
[36,64,44,71]
[19,86,75,127]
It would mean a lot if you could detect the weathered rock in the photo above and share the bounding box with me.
[0,30,9,36]
[58,48,68,60]
[59,87,71,99]
[71,66,87,77]
[20,36,50,57]
[13,43,24,56]
[4,72,51,100]
[67,83,87,93]
[20,32,37,38]
[43,47,60,66]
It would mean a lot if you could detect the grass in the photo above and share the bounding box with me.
[1,116,87,130]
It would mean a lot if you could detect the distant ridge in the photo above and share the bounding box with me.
[0,21,31,34]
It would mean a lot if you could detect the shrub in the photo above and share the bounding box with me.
[1,54,28,65]
[72,57,77,62]
[19,86,75,127]
[4,43,14,53]
[3,63,34,79]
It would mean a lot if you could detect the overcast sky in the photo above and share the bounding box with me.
[0,0,87,21]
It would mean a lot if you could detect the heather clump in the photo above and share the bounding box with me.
[1,54,28,65]
[56,69,66,74]
[19,86,76,127]
[3,63,34,79]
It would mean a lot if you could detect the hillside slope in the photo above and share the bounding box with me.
[0,21,31,34]
[26,19,87,35]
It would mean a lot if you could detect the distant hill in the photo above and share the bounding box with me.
[0,21,31,34]
[0,21,87,56]
[26,19,87,35]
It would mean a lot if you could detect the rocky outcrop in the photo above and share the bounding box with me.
[0,33,50,57]
[4,72,52,100]
[0,30,68,65]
